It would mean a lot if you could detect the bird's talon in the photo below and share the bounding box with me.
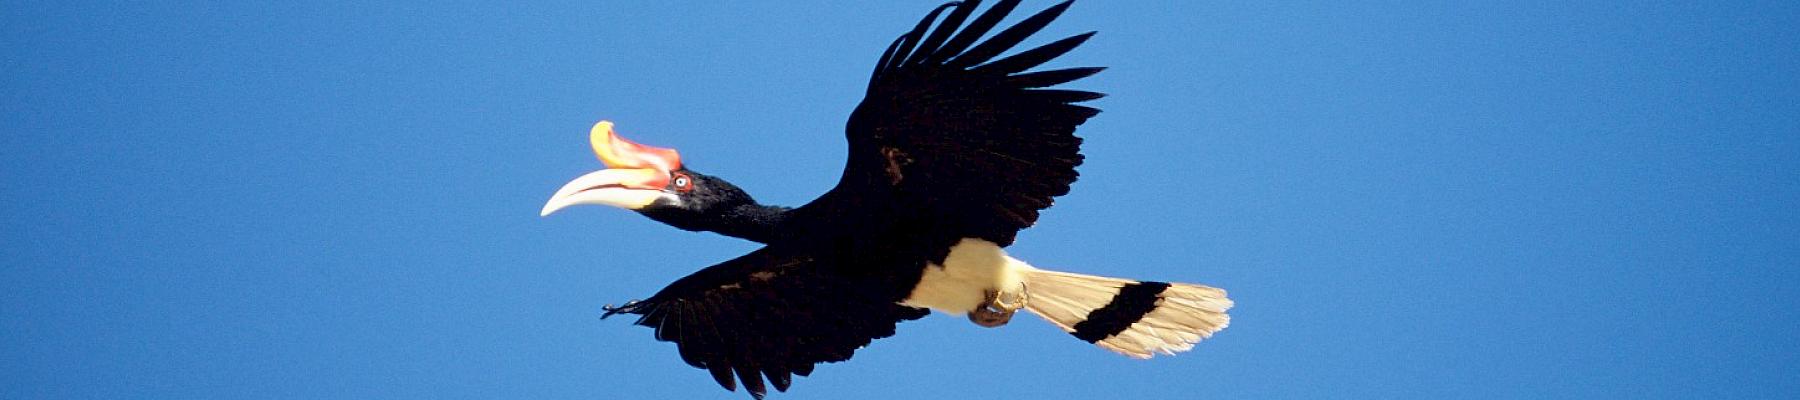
[968,290,1020,328]
[601,299,642,319]
[994,290,1026,310]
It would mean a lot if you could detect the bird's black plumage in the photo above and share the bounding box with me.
[635,170,788,243]
[602,1,1104,397]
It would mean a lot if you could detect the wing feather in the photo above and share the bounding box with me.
[928,0,1020,63]
[973,31,1094,74]
[612,247,928,398]
[1007,66,1104,88]
[947,0,1074,68]
[797,0,1103,247]
[886,2,960,71]
[911,1,978,65]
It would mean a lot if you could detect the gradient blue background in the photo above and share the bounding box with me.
[5,1,1797,399]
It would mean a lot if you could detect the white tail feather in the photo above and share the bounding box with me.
[1023,269,1232,358]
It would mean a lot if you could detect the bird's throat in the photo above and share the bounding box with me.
[707,203,789,243]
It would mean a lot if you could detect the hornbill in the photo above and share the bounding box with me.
[541,1,1231,398]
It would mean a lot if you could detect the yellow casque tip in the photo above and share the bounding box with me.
[584,120,682,171]
[589,120,618,166]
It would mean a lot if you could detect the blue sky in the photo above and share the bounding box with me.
[4,1,1797,399]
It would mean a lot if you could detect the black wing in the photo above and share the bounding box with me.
[792,0,1104,247]
[605,246,929,399]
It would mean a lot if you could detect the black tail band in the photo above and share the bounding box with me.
[1070,281,1170,342]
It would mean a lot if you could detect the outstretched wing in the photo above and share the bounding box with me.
[795,0,1104,247]
[606,246,929,399]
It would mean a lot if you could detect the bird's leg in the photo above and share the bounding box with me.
[601,299,644,319]
[968,288,1027,328]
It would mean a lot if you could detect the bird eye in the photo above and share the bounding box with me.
[672,173,694,192]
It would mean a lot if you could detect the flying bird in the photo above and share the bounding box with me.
[541,1,1231,398]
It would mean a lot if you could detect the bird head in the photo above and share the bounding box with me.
[541,121,755,231]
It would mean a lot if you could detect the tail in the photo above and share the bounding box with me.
[1022,269,1232,358]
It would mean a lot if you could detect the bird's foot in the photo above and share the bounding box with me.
[968,289,1026,328]
[601,299,644,319]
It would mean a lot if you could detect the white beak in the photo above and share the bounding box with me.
[540,168,677,216]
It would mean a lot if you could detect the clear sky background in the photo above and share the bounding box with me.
[5,1,1797,399]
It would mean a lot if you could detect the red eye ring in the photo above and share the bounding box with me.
[671,172,695,193]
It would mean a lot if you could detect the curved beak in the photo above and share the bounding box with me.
[540,168,674,215]
[541,121,685,217]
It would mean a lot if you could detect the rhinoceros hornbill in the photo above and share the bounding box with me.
[541,1,1231,398]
